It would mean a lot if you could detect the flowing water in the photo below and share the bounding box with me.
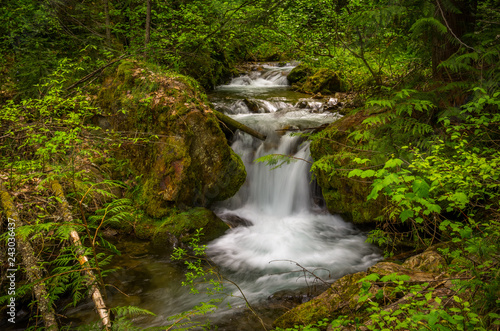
[61,64,380,330]
[205,64,381,307]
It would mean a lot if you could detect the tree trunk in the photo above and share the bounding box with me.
[214,110,267,141]
[50,181,112,330]
[0,186,58,331]
[432,0,477,79]
[145,0,152,47]
[103,0,111,46]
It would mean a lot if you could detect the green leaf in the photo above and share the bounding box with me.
[384,158,404,169]
[451,192,469,207]
[412,179,430,198]
[400,209,414,222]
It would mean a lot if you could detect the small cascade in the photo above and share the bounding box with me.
[224,65,292,87]
[206,64,380,303]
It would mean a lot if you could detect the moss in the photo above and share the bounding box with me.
[301,68,346,94]
[95,59,246,218]
[152,207,229,246]
[287,64,314,85]
[309,111,387,225]
[273,272,368,329]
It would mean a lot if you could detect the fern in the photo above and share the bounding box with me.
[410,17,447,36]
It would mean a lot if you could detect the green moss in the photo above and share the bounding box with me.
[310,113,385,224]
[96,59,246,219]
[301,68,345,94]
[273,272,368,329]
[287,64,314,85]
[152,207,229,246]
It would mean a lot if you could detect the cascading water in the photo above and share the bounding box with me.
[206,64,381,305]
[84,64,381,331]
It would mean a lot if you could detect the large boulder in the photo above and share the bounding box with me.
[273,248,449,329]
[96,60,246,218]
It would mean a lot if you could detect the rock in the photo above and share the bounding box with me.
[152,207,229,247]
[302,69,346,94]
[96,60,246,218]
[310,112,385,224]
[367,262,439,283]
[273,249,449,330]
[402,247,447,274]
[287,64,314,85]
[243,98,261,113]
[273,272,371,329]
[219,213,253,228]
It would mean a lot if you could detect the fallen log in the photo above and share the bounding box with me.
[0,184,58,331]
[214,110,267,141]
[50,181,112,330]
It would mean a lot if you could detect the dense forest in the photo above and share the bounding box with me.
[1,0,499,330]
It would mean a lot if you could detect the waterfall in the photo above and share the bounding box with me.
[206,64,380,303]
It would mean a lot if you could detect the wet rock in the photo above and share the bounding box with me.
[302,69,346,94]
[219,213,253,228]
[243,98,261,113]
[96,60,246,218]
[287,63,314,85]
[152,207,229,247]
[273,249,449,330]
[310,112,385,224]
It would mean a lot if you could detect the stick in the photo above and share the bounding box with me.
[65,54,132,92]
[50,181,112,330]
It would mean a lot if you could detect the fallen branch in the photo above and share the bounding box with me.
[65,53,132,92]
[0,184,58,331]
[214,110,267,141]
[50,181,111,330]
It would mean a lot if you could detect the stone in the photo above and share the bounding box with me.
[96,60,246,218]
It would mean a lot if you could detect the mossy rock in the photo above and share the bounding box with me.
[152,207,229,246]
[273,250,448,329]
[287,64,314,85]
[273,272,370,329]
[301,68,346,94]
[310,112,385,224]
[95,60,246,218]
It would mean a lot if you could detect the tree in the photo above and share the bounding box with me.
[145,0,151,47]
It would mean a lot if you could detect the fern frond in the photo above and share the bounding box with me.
[410,17,447,36]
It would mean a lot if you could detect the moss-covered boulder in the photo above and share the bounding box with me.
[287,63,314,85]
[273,272,371,329]
[310,112,386,224]
[273,248,449,329]
[152,207,229,246]
[289,65,346,95]
[96,60,246,218]
[301,68,345,94]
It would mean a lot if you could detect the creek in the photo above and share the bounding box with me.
[65,64,381,330]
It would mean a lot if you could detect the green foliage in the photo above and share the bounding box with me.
[275,318,331,331]
[76,306,156,331]
[170,229,224,330]
[0,58,157,329]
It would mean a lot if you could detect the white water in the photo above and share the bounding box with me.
[85,65,381,331]
[206,65,381,304]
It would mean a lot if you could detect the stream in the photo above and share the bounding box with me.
[66,64,381,330]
